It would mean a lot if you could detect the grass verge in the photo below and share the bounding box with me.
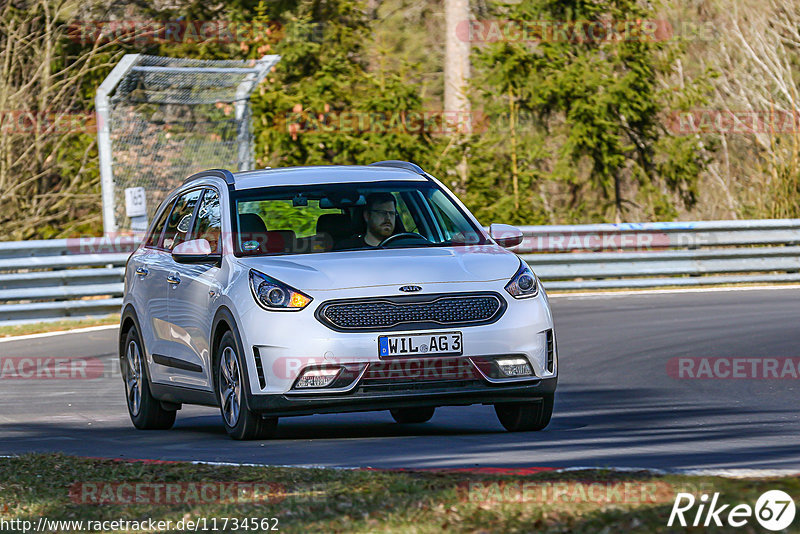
[0,315,119,339]
[0,454,798,533]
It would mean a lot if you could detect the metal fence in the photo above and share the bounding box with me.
[96,54,280,235]
[1,219,800,324]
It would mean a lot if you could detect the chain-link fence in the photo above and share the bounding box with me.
[96,54,280,235]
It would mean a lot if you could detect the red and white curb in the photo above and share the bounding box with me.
[2,455,798,478]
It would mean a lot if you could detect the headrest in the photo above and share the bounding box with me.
[263,230,296,253]
[239,213,267,234]
[316,213,352,240]
[238,213,268,254]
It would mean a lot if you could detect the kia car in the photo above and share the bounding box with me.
[119,160,557,439]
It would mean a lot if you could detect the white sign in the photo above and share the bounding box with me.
[125,187,147,218]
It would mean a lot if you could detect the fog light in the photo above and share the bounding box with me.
[295,367,341,388]
[495,357,533,377]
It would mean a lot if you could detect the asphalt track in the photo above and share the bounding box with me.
[1,288,798,470]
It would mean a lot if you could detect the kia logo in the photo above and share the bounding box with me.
[399,285,422,292]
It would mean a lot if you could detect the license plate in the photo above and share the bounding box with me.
[378,331,462,358]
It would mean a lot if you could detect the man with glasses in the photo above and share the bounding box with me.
[334,192,398,250]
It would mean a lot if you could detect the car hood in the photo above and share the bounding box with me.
[236,245,520,291]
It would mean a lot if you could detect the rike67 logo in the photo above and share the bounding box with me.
[668,490,796,530]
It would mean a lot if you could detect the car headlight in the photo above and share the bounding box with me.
[505,260,539,299]
[249,269,312,311]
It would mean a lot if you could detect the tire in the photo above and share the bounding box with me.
[390,407,435,424]
[121,326,176,430]
[494,394,554,432]
[215,331,278,440]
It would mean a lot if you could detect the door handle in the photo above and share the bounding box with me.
[135,267,149,276]
[167,273,181,285]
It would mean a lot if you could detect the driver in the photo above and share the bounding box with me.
[334,192,396,250]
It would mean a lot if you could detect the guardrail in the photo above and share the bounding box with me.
[1,219,799,324]
[516,219,800,290]
[0,238,135,324]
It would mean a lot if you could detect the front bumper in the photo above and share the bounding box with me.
[248,375,557,417]
[228,276,558,409]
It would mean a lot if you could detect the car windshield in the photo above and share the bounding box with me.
[231,180,486,256]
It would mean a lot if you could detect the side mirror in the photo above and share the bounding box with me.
[489,224,523,249]
[172,239,218,264]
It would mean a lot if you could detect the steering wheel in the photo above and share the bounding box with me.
[378,232,431,247]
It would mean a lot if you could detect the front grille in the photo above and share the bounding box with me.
[316,292,505,331]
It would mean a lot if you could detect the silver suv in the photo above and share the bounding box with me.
[120,161,557,439]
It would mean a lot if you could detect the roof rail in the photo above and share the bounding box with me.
[183,168,235,186]
[369,160,426,176]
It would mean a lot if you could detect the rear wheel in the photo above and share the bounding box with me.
[215,331,278,440]
[494,394,554,432]
[121,326,176,430]
[390,407,435,424]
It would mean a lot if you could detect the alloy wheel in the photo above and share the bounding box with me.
[219,346,242,427]
[125,340,143,416]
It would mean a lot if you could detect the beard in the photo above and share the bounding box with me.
[375,222,394,238]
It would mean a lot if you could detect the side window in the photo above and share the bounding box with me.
[145,199,174,248]
[427,189,475,242]
[162,189,202,251]
[429,201,458,238]
[393,194,418,233]
[190,188,222,253]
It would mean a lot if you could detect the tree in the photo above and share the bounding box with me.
[470,0,711,223]
[701,0,800,218]
[0,0,123,239]
[249,0,434,168]
[445,0,471,192]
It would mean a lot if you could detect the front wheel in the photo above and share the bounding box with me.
[494,395,554,432]
[215,331,278,440]
[121,326,176,430]
[390,407,435,424]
